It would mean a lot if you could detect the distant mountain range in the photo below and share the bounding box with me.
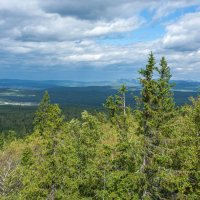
[0,79,199,92]
[0,79,139,89]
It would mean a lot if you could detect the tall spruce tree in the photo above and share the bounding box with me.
[137,52,158,199]
[137,53,176,199]
[138,52,157,133]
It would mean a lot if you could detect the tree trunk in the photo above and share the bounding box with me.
[123,93,126,115]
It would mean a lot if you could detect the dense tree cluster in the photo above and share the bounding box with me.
[0,53,199,199]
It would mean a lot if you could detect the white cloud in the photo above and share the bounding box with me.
[65,54,103,62]
[85,17,142,36]
[163,12,200,51]
[0,0,200,80]
[152,0,200,20]
[0,0,199,42]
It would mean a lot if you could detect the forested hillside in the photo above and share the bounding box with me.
[0,86,199,136]
[0,53,199,199]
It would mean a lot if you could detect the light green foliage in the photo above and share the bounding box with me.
[34,91,54,133]
[0,140,25,199]
[71,111,102,198]
[104,84,131,132]
[104,84,128,118]
[104,96,118,118]
[18,93,79,199]
[0,130,17,150]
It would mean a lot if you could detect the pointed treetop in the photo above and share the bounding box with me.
[139,52,156,81]
[159,56,171,81]
[41,90,50,104]
[119,84,127,94]
[38,90,50,110]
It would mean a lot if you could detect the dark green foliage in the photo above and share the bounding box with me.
[0,88,198,137]
[156,57,175,125]
[0,105,104,137]
[0,106,35,137]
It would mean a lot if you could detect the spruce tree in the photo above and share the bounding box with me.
[137,53,177,199]
[104,85,129,131]
[104,96,118,118]
[33,91,51,133]
[137,52,158,199]
[20,93,78,199]
[156,57,175,127]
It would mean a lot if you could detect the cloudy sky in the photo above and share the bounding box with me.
[0,0,200,81]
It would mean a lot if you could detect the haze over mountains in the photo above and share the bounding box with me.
[0,79,200,91]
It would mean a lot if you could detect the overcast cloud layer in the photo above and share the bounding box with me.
[0,0,200,80]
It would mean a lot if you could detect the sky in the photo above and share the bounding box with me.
[0,0,200,81]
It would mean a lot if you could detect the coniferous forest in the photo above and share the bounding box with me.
[0,53,199,199]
